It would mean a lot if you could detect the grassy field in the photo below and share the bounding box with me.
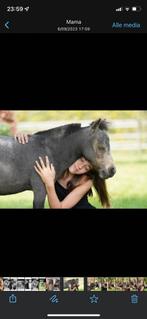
[0,151,147,209]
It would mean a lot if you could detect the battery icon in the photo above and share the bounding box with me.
[132,6,142,12]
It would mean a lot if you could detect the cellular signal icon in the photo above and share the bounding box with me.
[115,7,123,11]
[49,295,59,304]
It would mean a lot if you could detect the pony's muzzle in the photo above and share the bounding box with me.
[109,166,116,177]
[99,166,116,179]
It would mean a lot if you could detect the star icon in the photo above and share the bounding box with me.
[89,294,99,303]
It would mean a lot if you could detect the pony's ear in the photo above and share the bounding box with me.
[90,118,109,131]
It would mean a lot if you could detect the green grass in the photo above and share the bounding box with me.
[0,151,147,209]
[0,191,50,209]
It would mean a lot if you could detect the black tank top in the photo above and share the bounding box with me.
[55,181,96,209]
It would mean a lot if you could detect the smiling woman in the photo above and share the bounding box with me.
[68,157,93,174]
[32,153,111,209]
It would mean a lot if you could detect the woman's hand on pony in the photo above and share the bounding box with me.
[34,156,56,187]
[15,132,29,144]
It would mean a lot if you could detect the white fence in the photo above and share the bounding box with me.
[17,119,147,151]
[110,120,147,150]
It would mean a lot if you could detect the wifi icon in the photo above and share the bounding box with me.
[125,7,130,11]
[49,295,59,303]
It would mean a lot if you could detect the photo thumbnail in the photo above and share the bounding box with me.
[46,277,60,291]
[63,277,84,291]
[31,278,48,291]
[0,277,4,291]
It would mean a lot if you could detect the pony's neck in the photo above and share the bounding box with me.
[55,129,85,179]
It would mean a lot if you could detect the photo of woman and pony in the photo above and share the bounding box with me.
[0,110,146,209]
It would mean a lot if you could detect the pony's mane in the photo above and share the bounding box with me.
[63,123,82,136]
[98,119,109,130]
[34,123,82,137]
[90,118,110,131]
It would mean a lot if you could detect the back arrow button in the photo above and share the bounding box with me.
[5,21,10,29]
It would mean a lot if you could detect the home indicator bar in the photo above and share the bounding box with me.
[47,315,101,317]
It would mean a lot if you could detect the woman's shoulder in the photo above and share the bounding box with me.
[78,175,93,187]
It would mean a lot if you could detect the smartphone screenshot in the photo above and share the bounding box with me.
[0,0,146,314]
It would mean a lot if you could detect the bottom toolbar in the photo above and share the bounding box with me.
[1,277,147,318]
[0,291,146,319]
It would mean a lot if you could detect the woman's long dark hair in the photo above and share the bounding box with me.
[64,169,111,208]
[88,171,111,208]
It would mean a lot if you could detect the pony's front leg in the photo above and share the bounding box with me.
[33,190,46,209]
[31,174,47,209]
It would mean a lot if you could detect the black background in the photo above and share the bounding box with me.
[0,32,146,277]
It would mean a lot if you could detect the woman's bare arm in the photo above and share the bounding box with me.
[45,179,93,209]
